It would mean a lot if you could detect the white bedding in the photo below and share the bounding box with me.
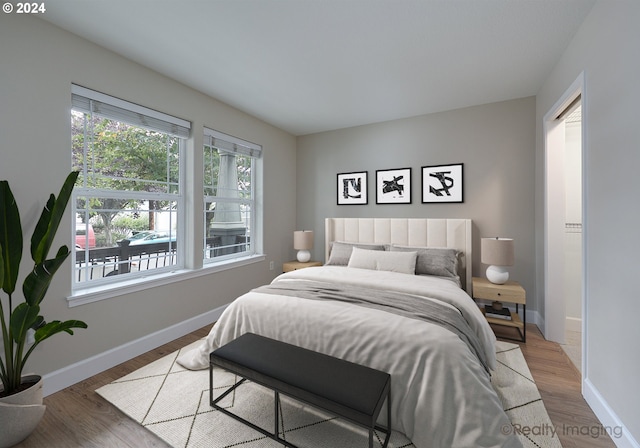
[178,266,521,448]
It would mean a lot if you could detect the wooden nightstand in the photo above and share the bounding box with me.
[282,260,322,273]
[472,277,526,342]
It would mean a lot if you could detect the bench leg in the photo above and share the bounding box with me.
[210,377,299,448]
[373,389,392,448]
[210,376,246,407]
[274,390,280,439]
[385,388,391,447]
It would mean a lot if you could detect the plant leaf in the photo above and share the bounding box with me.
[30,315,45,331]
[31,194,55,265]
[31,171,78,264]
[0,181,23,294]
[34,320,88,344]
[9,303,40,344]
[22,247,70,307]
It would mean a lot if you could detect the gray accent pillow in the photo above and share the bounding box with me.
[390,245,459,278]
[326,241,387,266]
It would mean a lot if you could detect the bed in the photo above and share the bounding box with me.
[177,218,521,448]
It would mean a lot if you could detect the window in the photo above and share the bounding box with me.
[71,85,190,289]
[203,128,261,264]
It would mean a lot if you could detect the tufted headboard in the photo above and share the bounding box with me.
[325,218,473,293]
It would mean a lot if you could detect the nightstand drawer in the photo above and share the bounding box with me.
[472,278,525,304]
[283,260,322,272]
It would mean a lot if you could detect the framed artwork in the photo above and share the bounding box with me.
[337,171,368,205]
[376,168,411,204]
[421,163,464,203]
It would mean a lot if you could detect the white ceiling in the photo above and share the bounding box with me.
[41,0,595,136]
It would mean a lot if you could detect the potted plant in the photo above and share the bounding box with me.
[0,171,87,447]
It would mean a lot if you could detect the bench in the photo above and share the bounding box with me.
[209,332,391,448]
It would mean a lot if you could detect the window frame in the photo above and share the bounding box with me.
[67,86,265,307]
[203,127,262,265]
[70,85,188,293]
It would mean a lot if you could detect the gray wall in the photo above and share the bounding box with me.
[296,97,536,307]
[0,15,296,376]
[535,1,640,442]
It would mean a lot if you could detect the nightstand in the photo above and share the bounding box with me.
[282,260,322,273]
[472,277,526,342]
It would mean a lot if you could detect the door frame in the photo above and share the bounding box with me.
[543,71,587,377]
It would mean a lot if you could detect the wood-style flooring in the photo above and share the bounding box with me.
[492,324,615,448]
[14,324,615,448]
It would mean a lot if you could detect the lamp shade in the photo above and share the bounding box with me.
[481,237,514,284]
[293,230,314,250]
[481,237,514,266]
[294,230,314,262]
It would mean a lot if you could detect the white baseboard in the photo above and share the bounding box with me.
[583,378,639,448]
[566,316,582,333]
[526,307,542,329]
[42,305,227,396]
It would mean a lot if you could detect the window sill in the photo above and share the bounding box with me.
[68,254,266,307]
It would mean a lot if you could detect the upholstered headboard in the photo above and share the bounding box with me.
[325,218,473,293]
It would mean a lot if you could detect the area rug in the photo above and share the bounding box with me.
[96,340,562,448]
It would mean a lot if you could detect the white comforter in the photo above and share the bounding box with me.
[178,266,521,448]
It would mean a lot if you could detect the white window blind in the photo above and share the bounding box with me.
[204,127,262,158]
[71,84,191,138]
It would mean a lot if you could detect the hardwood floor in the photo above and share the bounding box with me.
[492,324,616,448]
[15,324,615,448]
[14,328,210,448]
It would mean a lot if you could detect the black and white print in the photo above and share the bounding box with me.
[422,164,463,203]
[376,168,411,204]
[337,171,368,205]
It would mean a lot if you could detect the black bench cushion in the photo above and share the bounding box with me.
[210,333,390,427]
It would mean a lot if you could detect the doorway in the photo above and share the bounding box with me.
[543,73,585,376]
[559,102,583,372]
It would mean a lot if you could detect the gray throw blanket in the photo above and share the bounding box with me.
[253,280,490,374]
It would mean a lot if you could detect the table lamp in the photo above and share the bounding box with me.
[481,237,514,284]
[294,230,314,262]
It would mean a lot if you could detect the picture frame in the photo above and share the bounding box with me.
[337,171,368,205]
[421,163,464,203]
[376,168,411,204]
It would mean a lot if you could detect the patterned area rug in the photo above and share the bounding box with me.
[96,340,561,448]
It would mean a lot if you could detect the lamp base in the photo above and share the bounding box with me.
[486,265,509,284]
[296,250,311,263]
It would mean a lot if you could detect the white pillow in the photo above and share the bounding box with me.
[347,247,417,275]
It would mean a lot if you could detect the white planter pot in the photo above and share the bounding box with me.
[0,375,46,448]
